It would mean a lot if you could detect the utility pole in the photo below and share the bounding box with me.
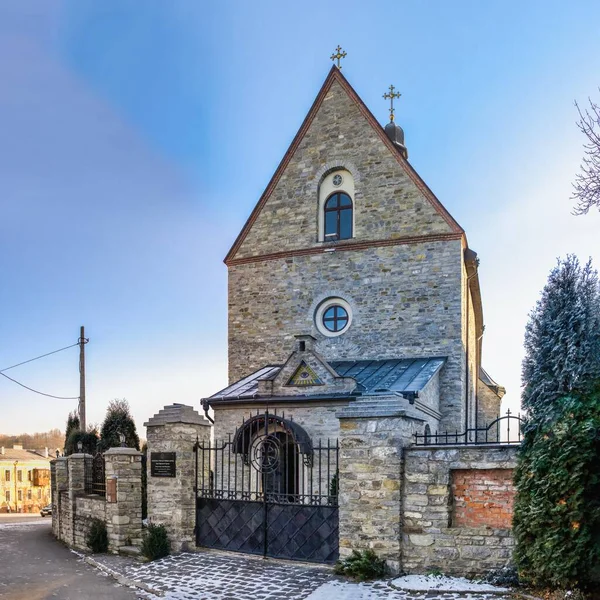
[78,326,89,432]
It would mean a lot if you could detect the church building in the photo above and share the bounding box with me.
[204,63,504,442]
[192,58,511,571]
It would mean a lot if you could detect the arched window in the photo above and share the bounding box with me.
[318,169,355,242]
[324,192,353,241]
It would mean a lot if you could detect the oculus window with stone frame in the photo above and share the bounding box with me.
[315,297,353,337]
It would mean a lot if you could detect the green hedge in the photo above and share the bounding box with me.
[86,518,108,553]
[513,386,600,589]
[141,523,170,561]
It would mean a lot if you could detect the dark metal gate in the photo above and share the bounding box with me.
[195,410,339,564]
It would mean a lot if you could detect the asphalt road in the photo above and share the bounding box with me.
[0,516,141,600]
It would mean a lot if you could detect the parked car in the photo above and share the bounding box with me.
[40,505,52,517]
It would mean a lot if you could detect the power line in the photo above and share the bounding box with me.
[0,343,79,373]
[0,371,79,400]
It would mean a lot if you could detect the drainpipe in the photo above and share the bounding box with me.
[474,328,485,430]
[464,272,477,436]
[463,249,479,438]
[201,399,214,424]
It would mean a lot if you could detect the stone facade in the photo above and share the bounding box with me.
[230,78,457,261]
[228,241,466,432]
[224,67,493,435]
[145,404,212,551]
[401,445,518,576]
[477,379,504,428]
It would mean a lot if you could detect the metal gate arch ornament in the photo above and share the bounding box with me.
[195,410,339,564]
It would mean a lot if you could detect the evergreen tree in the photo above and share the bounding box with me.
[522,255,600,429]
[63,411,80,454]
[513,386,600,589]
[64,428,100,455]
[98,399,140,451]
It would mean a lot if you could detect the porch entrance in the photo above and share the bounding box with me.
[194,410,339,563]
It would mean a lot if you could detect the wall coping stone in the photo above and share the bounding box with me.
[405,444,520,452]
[104,448,143,457]
[144,403,210,427]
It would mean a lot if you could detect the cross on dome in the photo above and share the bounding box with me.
[383,84,402,122]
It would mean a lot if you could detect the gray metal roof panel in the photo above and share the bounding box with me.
[207,357,446,403]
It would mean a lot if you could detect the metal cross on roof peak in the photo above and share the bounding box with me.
[383,84,402,122]
[330,45,347,69]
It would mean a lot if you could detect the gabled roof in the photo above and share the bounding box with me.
[0,448,51,462]
[225,66,464,264]
[207,357,446,404]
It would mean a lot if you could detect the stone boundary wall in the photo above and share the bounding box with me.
[50,448,142,554]
[402,445,518,576]
[73,496,107,550]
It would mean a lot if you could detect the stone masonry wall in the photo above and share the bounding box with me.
[146,412,212,552]
[50,449,142,554]
[451,469,515,529]
[477,380,502,429]
[104,448,143,551]
[402,445,518,576]
[73,496,106,550]
[227,76,470,435]
[338,415,425,574]
[213,402,346,445]
[232,79,455,260]
[228,240,465,433]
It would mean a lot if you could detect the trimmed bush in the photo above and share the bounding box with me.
[141,523,170,561]
[513,387,600,589]
[334,549,388,581]
[86,518,108,553]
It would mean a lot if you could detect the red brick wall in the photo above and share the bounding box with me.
[451,469,515,528]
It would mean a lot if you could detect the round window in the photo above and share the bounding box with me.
[315,297,353,337]
[322,305,348,332]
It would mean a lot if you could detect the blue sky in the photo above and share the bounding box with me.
[1,1,599,437]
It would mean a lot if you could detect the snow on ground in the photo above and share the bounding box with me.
[0,520,49,530]
[391,575,508,593]
[303,581,392,599]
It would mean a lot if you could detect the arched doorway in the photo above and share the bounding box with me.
[259,431,299,502]
[195,410,339,563]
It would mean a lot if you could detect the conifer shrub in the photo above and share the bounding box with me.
[513,387,600,589]
[86,518,108,553]
[141,523,170,561]
[334,549,388,581]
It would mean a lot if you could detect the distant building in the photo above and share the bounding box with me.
[0,445,52,513]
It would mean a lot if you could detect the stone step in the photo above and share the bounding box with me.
[118,545,142,558]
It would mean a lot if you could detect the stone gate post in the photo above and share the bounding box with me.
[104,447,143,552]
[65,453,89,546]
[51,456,68,540]
[337,410,422,574]
[145,404,211,551]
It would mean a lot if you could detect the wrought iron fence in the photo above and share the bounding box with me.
[414,410,524,446]
[195,409,339,506]
[84,452,106,497]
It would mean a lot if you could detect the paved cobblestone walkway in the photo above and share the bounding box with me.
[92,550,514,600]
